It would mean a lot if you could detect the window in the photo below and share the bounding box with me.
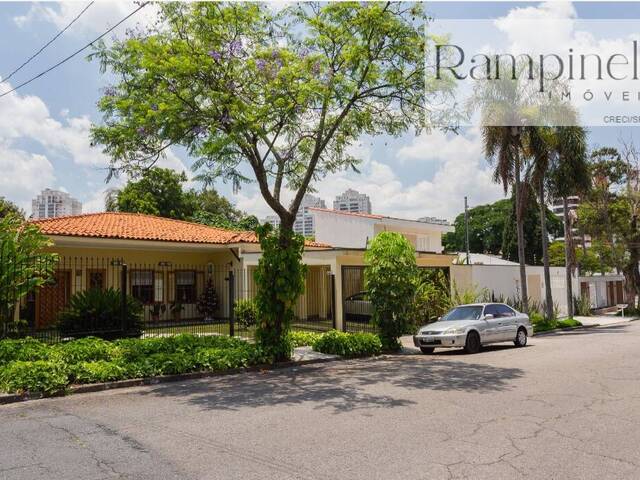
[131,271,154,304]
[175,271,196,303]
[495,304,516,317]
[483,304,500,317]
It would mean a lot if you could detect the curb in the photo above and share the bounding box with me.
[0,355,341,406]
[533,323,601,336]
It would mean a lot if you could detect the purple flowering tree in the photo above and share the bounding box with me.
[90,2,452,358]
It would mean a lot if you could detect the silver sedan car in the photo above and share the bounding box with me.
[413,303,533,354]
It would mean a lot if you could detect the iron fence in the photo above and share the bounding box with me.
[1,253,335,343]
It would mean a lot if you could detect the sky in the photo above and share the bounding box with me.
[1,1,639,222]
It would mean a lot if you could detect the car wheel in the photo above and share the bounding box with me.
[514,327,527,347]
[420,347,435,354]
[464,331,481,354]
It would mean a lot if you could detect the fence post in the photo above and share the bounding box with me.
[120,263,128,335]
[227,269,235,337]
[329,272,337,330]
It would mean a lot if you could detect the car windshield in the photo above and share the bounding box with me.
[440,306,484,321]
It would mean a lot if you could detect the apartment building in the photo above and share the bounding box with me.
[31,189,82,219]
[332,189,372,214]
[265,194,326,237]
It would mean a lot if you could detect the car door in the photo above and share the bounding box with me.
[495,304,518,341]
[482,304,503,343]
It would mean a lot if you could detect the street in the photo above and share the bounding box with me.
[1,322,639,480]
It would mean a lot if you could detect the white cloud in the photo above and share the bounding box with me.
[232,129,504,223]
[0,143,55,212]
[14,1,160,38]
[0,85,108,167]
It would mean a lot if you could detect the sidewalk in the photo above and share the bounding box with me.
[574,314,637,327]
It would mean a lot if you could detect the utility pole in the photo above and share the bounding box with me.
[464,196,470,265]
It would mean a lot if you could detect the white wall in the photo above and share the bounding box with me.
[451,265,579,316]
[314,214,375,249]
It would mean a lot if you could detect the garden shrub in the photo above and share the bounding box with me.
[365,232,418,351]
[0,360,68,394]
[0,334,275,394]
[52,337,117,364]
[234,299,258,329]
[0,337,50,364]
[58,288,143,340]
[195,345,264,370]
[145,352,199,376]
[288,331,322,348]
[69,361,127,384]
[312,330,382,358]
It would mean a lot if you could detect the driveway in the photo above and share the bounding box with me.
[2,322,640,480]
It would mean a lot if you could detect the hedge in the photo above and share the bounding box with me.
[0,335,271,395]
[312,330,382,358]
[0,331,385,396]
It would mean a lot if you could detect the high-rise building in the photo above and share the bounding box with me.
[264,194,326,237]
[31,189,82,219]
[332,188,372,214]
[550,196,590,247]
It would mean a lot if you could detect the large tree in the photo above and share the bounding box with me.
[547,127,590,318]
[443,197,561,263]
[91,2,448,356]
[107,167,197,219]
[578,142,640,308]
[0,197,24,219]
[501,189,563,266]
[108,166,256,230]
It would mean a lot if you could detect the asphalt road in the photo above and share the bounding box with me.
[2,322,640,480]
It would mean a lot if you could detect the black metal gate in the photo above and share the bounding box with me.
[342,266,376,333]
[341,265,451,333]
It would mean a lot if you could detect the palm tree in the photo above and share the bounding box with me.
[482,125,531,312]
[473,60,577,314]
[528,127,555,320]
[548,126,590,318]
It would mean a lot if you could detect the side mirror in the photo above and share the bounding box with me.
[484,314,494,320]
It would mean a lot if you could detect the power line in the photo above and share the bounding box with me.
[1,2,95,84]
[0,1,149,100]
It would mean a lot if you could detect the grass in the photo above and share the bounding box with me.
[533,318,583,334]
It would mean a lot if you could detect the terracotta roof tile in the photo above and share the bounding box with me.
[30,212,330,248]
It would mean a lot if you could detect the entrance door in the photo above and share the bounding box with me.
[37,270,71,329]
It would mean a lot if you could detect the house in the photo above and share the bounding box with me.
[242,208,456,331]
[310,207,452,253]
[23,210,456,336]
[579,273,625,309]
[450,253,579,315]
[24,212,329,336]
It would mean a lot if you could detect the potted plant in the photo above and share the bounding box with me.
[170,302,184,321]
[150,303,166,322]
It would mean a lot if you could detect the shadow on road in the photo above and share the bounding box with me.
[139,356,524,414]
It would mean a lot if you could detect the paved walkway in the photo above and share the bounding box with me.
[574,314,636,327]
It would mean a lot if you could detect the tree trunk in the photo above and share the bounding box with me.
[562,196,574,318]
[538,178,554,320]
[514,156,529,313]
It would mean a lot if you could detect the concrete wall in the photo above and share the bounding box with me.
[314,214,374,249]
[451,264,579,316]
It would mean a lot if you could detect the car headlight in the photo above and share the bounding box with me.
[443,327,466,335]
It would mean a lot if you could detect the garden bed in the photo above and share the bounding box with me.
[533,318,583,334]
[0,331,383,399]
